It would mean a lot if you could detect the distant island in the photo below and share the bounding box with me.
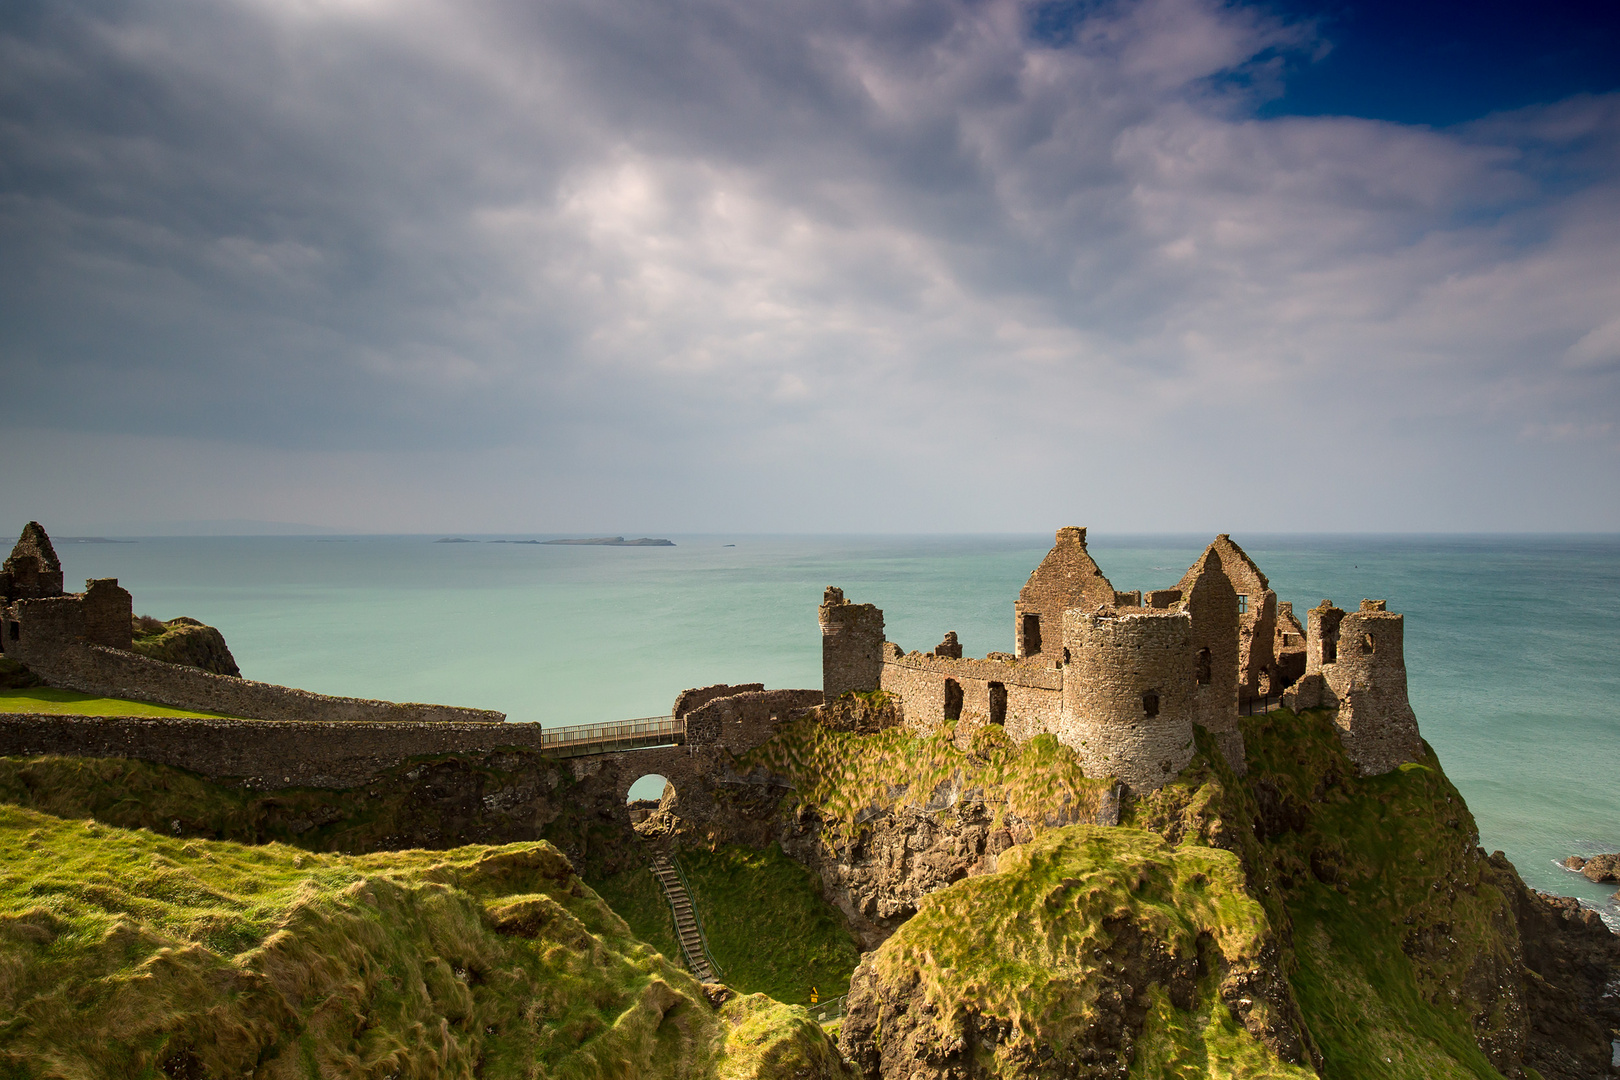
[541,536,674,546]
[60,537,136,544]
[437,536,677,546]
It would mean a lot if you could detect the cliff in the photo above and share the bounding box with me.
[130,615,242,677]
[0,705,1614,1078]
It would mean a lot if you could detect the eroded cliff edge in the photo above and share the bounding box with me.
[0,702,1615,1079]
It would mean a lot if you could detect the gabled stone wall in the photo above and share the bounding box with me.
[1014,527,1116,659]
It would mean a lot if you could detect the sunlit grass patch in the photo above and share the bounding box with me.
[0,686,232,719]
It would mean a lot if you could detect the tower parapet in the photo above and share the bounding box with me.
[1058,609,1197,792]
[819,587,885,700]
[1288,598,1422,774]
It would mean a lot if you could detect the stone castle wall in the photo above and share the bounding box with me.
[1173,548,1242,769]
[672,683,765,718]
[878,647,1061,744]
[1057,610,1197,790]
[0,713,545,789]
[81,579,134,651]
[682,688,823,753]
[13,640,505,724]
[820,587,885,700]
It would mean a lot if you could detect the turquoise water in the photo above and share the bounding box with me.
[43,532,1620,910]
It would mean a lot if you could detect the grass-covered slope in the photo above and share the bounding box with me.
[839,825,1314,1079]
[1233,710,1531,1080]
[0,805,849,1079]
[742,716,1116,841]
[130,615,242,677]
[594,844,862,1007]
[681,844,862,1005]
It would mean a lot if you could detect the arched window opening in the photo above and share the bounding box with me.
[1142,691,1160,718]
[1361,633,1375,655]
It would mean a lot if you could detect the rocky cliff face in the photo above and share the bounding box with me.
[130,616,241,676]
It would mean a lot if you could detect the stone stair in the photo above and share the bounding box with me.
[651,853,715,982]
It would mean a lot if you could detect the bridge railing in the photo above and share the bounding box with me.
[540,714,684,757]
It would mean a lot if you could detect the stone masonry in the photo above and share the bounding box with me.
[824,527,1422,792]
[1285,599,1424,775]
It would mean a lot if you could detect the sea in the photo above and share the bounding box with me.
[44,532,1620,916]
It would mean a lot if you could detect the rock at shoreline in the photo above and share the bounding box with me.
[1563,853,1620,883]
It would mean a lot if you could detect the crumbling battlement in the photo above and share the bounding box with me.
[824,527,1421,792]
[820,587,886,701]
[681,688,823,753]
[879,646,1062,744]
[0,523,504,725]
[1284,598,1423,775]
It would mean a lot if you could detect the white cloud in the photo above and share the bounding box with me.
[0,0,1617,530]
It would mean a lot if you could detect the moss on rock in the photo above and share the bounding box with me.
[0,803,848,1078]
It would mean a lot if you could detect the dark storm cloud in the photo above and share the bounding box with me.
[1,0,1617,531]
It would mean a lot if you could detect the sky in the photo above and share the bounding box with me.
[2,0,1617,535]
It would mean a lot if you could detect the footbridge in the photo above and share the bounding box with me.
[539,715,685,758]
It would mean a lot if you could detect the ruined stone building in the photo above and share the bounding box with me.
[820,527,1420,791]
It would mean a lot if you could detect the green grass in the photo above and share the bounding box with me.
[740,717,1115,843]
[681,844,860,1006]
[1235,710,1514,1080]
[589,845,860,1007]
[0,804,846,1078]
[591,863,683,964]
[0,687,234,719]
[861,824,1313,1078]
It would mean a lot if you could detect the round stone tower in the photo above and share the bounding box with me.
[1058,609,1197,792]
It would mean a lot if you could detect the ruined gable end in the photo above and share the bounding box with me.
[1015,526,1117,659]
[1,521,65,601]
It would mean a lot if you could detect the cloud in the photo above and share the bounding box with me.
[0,0,1617,531]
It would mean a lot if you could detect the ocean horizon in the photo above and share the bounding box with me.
[32,530,1620,918]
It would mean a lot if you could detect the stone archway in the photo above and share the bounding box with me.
[627,772,675,827]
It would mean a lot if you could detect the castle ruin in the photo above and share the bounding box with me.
[821,527,1420,790]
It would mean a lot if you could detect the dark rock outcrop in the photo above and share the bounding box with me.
[1564,853,1620,884]
[129,616,241,677]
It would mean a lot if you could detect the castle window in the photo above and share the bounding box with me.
[1322,636,1337,664]
[1021,614,1042,656]
[1196,648,1211,686]
[6,622,16,642]
[989,682,1007,726]
[1237,594,1248,615]
[1142,691,1160,718]
[943,679,963,723]
[1361,633,1375,655]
